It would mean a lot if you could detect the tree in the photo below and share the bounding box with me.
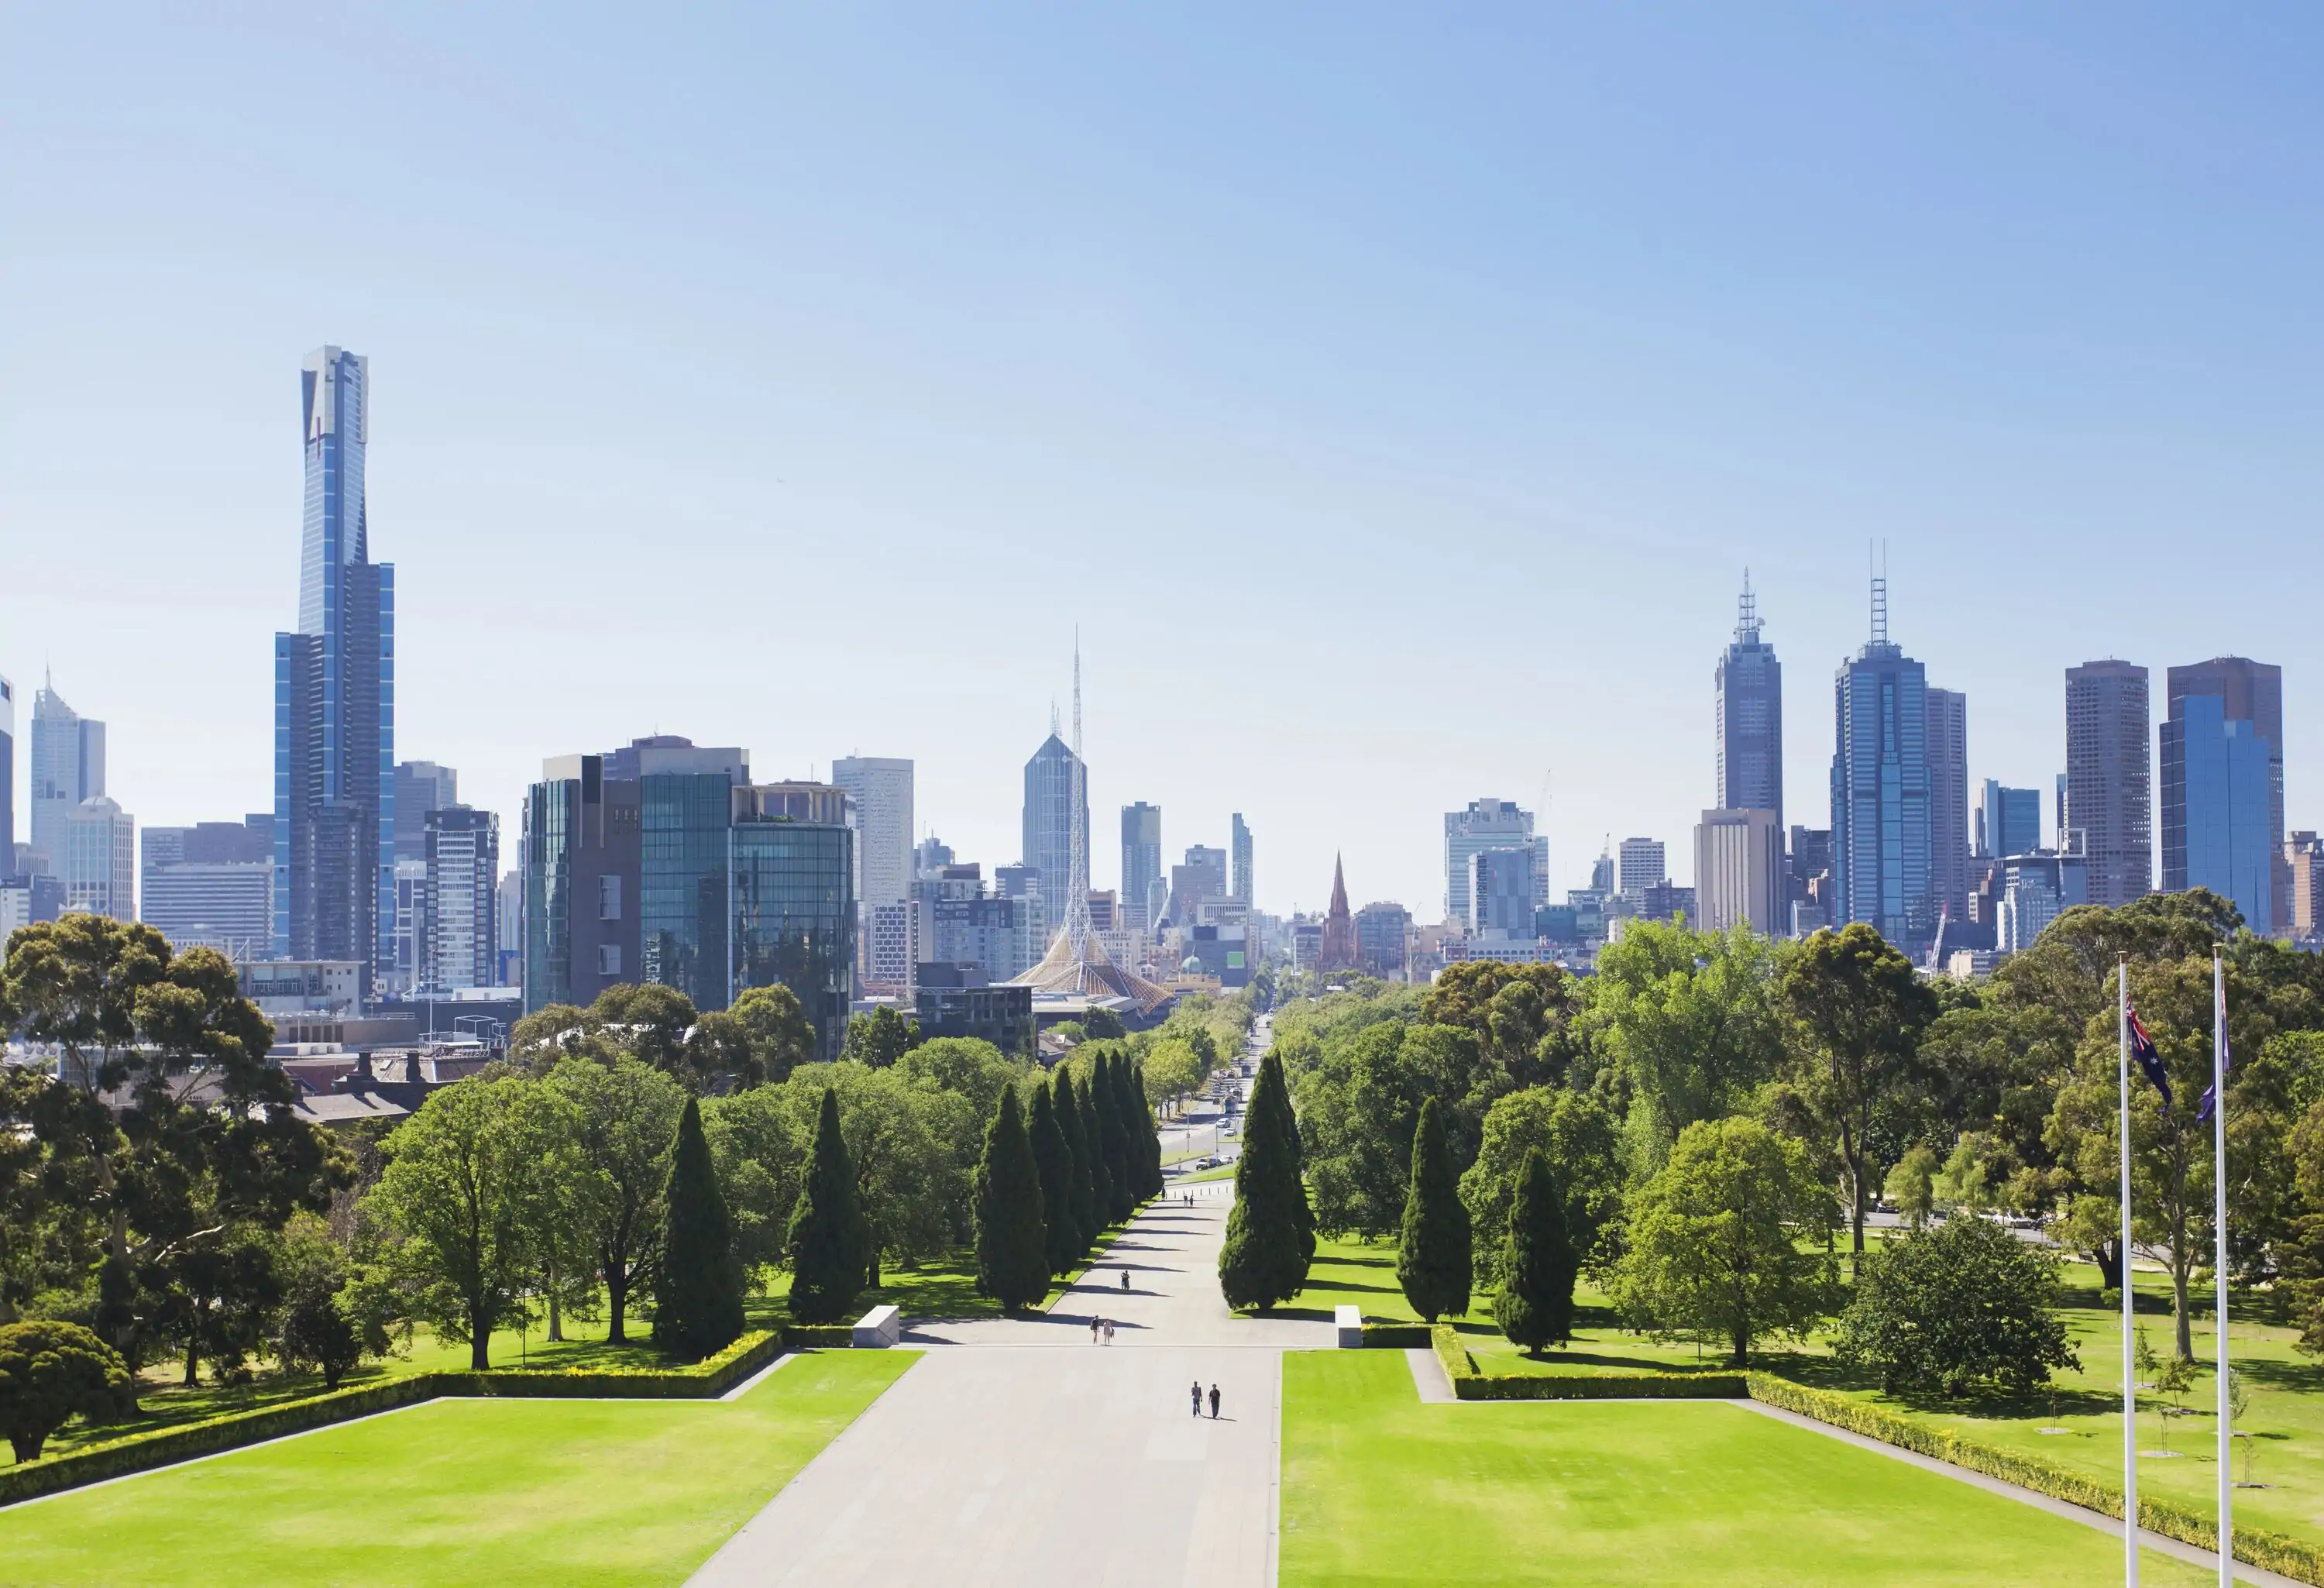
[590,983,700,1081]
[1606,1116,1838,1366]
[898,1037,1020,1126]
[1026,1082,1079,1277]
[1219,1054,1309,1311]
[1082,1007,1127,1040]
[1114,1054,1160,1202]
[548,1056,686,1344]
[507,1002,614,1071]
[841,1005,921,1068]
[272,1211,387,1390]
[1493,1150,1575,1355]
[1294,1019,1503,1239]
[1396,1098,1471,1322]
[1088,1052,1133,1223]
[1587,920,1786,1155]
[1779,923,1939,1268]
[786,1088,868,1325]
[973,1089,1050,1312]
[1884,1145,1939,1231]
[1457,1088,1621,1290]
[1052,1070,1098,1253]
[1422,961,1580,1089]
[725,984,817,1082]
[1834,1215,2079,1397]
[0,1320,131,1462]
[365,1075,582,1370]
[656,1098,744,1360]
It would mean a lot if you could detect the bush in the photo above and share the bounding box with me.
[1834,1216,2078,1397]
[0,1322,134,1463]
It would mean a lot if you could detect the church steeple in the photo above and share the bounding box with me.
[1318,853,1358,972]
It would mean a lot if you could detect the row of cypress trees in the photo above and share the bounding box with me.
[1218,1052,1315,1311]
[976,1050,1163,1312]
[1394,1096,1576,1353]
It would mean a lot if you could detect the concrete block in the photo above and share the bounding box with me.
[852,1304,903,1349]
[1335,1304,1363,1349]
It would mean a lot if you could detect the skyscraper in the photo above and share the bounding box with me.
[1926,687,1969,928]
[1976,781,2043,860]
[1120,802,1162,930]
[29,677,105,871]
[140,816,273,958]
[1231,813,1253,905]
[1617,837,1666,902]
[2064,660,2152,906]
[1696,808,1784,935]
[2162,657,2284,933]
[1445,799,1542,926]
[1470,848,1536,937]
[274,347,396,982]
[64,796,136,921]
[393,761,459,863]
[421,807,499,993]
[1021,730,1086,939]
[1831,579,1933,951]
[0,672,14,875]
[831,756,913,914]
[1716,575,1783,829]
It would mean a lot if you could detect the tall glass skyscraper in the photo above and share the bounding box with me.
[2162,657,2283,933]
[273,347,396,978]
[1830,581,1933,952]
[1021,731,1086,936]
[1715,576,1783,829]
[2064,659,2153,906]
[1120,802,1163,930]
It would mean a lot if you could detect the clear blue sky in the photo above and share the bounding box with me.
[4,5,2320,922]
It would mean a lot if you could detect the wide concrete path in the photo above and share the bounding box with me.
[693,1130,1315,1586]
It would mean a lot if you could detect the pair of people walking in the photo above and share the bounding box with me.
[1188,1380,1219,1419]
[1089,1315,1116,1345]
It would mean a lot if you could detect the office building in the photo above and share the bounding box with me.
[64,796,135,921]
[1354,902,1411,979]
[1927,688,1969,928]
[1445,799,1545,926]
[1230,813,1253,904]
[1164,846,1227,927]
[913,963,1035,1054]
[140,815,273,957]
[1120,803,1163,931]
[918,864,1031,984]
[496,868,523,986]
[1787,825,1834,934]
[0,672,13,874]
[1977,782,2043,861]
[865,900,920,989]
[1831,580,1934,951]
[29,678,105,871]
[274,348,397,983]
[1998,853,2090,954]
[1636,882,1697,925]
[1716,576,1783,830]
[1696,808,1784,934]
[1021,730,1087,939]
[421,807,499,994]
[1470,848,1536,937]
[393,761,459,863]
[833,757,914,969]
[2063,660,2152,906]
[1617,837,1667,903]
[915,834,954,877]
[2288,834,2324,941]
[731,784,856,1062]
[2163,657,2284,934]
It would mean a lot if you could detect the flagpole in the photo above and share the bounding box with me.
[2214,950,2231,1586]
[2122,960,2140,1586]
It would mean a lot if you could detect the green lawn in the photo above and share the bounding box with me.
[0,1349,916,1586]
[1280,1351,2209,1586]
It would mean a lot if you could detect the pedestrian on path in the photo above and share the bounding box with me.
[1208,1384,1220,1419]
[1105,1320,1116,1346]
[1120,1268,1131,1291]
[1191,1380,1202,1417]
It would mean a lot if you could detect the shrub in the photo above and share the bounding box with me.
[1834,1215,2078,1397]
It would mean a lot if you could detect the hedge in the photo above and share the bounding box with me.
[1424,1324,1742,1401]
[0,1328,795,1509]
[1745,1373,2324,1586]
[1358,1323,1430,1349]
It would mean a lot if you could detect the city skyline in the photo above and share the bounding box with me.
[7,11,2323,923]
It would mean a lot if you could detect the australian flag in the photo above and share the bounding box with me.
[2128,1005,2171,1110]
[2198,971,2230,1126]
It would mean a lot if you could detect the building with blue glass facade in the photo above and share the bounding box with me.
[1830,585,1934,953]
[731,782,855,1062]
[274,348,396,981]
[2162,657,2283,933]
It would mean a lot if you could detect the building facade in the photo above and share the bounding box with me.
[1021,732,1086,940]
[2288,833,2324,941]
[64,796,136,921]
[393,761,459,863]
[2064,660,2153,906]
[1354,901,1411,979]
[833,756,913,972]
[1120,803,1163,931]
[29,679,105,873]
[730,785,856,1063]
[1696,808,1783,934]
[421,807,500,994]
[1977,782,2043,861]
[274,347,396,985]
[1831,587,1934,951]
[1230,813,1253,904]
[1445,799,1545,926]
[140,816,273,957]
[1470,847,1536,937]
[1617,837,1667,904]
[1926,687,1970,930]
[2162,657,2284,934]
[1716,578,1783,830]
[0,673,14,875]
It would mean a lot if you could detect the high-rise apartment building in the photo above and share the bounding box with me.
[1470,848,1536,937]
[29,678,105,871]
[1696,808,1784,935]
[2064,661,2153,907]
[392,761,459,863]
[1231,813,1253,904]
[1977,781,2043,861]
[1021,731,1086,938]
[0,673,14,875]
[64,796,136,921]
[274,347,396,983]
[832,755,913,913]
[1617,837,1667,902]
[1716,577,1783,830]
[421,808,499,994]
[1830,581,1934,951]
[2286,833,2323,940]
[1120,803,1162,930]
[140,816,273,957]
[1926,687,1969,927]
[2162,657,2284,933]
[1445,799,1545,926]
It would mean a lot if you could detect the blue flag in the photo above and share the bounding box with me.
[2198,971,2229,1125]
[2128,1006,2171,1110]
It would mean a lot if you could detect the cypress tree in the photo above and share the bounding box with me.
[787,1087,868,1325]
[1027,1081,1080,1277]
[1052,1070,1097,1253]
[654,1097,744,1360]
[1218,1052,1308,1311]
[1397,1096,1472,1323]
[1092,1054,1133,1223]
[1131,1059,1164,1200]
[1494,1148,1575,1356]
[1283,1071,1316,1263]
[1065,1069,1112,1237]
[974,1088,1051,1312]
[1111,1054,1150,1203]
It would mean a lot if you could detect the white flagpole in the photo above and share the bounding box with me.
[2214,951,2231,1586]
[2122,961,2140,1586]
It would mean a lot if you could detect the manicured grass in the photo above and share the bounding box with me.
[0,1349,916,1586]
[1279,1351,2209,1586]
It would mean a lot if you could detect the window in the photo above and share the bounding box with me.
[597,944,621,976]
[598,874,622,921]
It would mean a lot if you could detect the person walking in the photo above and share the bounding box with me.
[1089,1315,1101,1345]
[1208,1383,1220,1419]
[1104,1320,1116,1346]
[1120,1267,1131,1291]
[1191,1380,1202,1418]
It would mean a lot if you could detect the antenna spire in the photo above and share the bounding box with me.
[1736,569,1759,641]
[1868,542,1889,646]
